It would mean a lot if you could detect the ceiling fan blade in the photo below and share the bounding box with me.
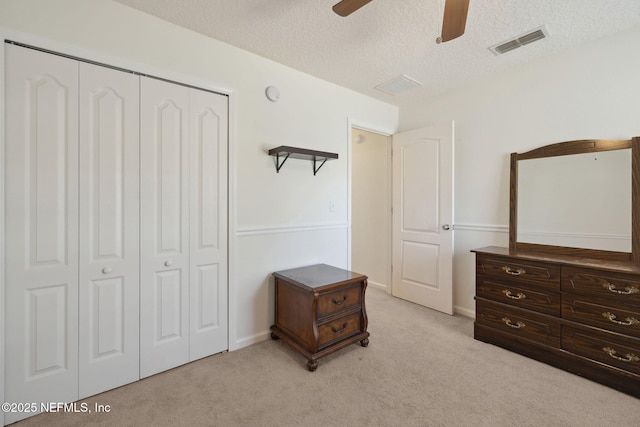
[440,0,470,42]
[333,0,373,17]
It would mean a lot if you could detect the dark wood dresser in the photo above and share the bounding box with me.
[474,246,640,397]
[270,264,370,371]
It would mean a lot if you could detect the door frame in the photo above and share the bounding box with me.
[347,118,395,294]
[0,29,237,422]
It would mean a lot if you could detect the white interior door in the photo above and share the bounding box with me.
[78,62,140,397]
[392,122,454,314]
[188,88,229,360]
[140,76,190,378]
[4,44,80,423]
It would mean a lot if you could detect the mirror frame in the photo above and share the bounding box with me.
[509,137,640,264]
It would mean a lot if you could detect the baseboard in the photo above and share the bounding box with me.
[234,330,271,350]
[454,305,475,318]
[367,280,387,292]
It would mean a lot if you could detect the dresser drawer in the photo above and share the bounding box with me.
[562,295,640,338]
[477,255,560,291]
[318,312,362,349]
[317,285,361,318]
[477,279,561,316]
[563,267,640,307]
[562,326,640,376]
[476,299,560,347]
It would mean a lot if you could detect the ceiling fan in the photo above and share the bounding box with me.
[332,0,470,43]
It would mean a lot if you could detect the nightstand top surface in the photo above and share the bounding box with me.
[273,264,367,290]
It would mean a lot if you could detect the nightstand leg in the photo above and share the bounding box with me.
[360,338,369,347]
[307,359,318,372]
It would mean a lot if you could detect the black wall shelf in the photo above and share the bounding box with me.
[268,146,338,175]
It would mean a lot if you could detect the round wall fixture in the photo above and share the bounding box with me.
[265,86,280,102]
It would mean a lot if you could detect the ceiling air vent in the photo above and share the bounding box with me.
[489,25,550,55]
[375,75,423,95]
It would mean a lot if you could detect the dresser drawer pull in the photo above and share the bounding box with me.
[602,312,640,326]
[502,266,526,276]
[331,295,348,305]
[602,347,640,363]
[602,282,639,295]
[501,317,525,329]
[503,290,526,300]
[331,323,348,334]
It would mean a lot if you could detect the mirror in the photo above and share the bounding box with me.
[517,149,632,252]
[509,137,640,264]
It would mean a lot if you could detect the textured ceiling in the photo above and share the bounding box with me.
[114,0,640,108]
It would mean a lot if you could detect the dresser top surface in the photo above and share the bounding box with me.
[273,264,367,291]
[473,246,640,274]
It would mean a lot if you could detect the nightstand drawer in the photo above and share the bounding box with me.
[318,312,362,349]
[562,326,640,376]
[476,299,560,347]
[317,285,361,318]
[563,267,640,306]
[477,279,561,316]
[562,295,640,338]
[477,255,560,291]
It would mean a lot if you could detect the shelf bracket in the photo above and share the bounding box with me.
[313,157,328,176]
[275,152,291,173]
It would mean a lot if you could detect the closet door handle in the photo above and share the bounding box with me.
[164,260,173,267]
[102,267,112,274]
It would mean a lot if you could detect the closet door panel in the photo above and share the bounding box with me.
[189,88,228,360]
[78,62,140,398]
[140,77,190,378]
[5,44,79,423]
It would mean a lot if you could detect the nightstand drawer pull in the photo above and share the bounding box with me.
[331,323,348,334]
[602,312,640,326]
[503,266,526,276]
[503,290,526,300]
[602,282,639,295]
[502,317,525,329]
[602,347,640,363]
[331,295,348,305]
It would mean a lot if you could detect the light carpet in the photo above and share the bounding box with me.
[12,288,640,426]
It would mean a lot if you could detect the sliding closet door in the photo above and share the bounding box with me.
[189,88,228,360]
[140,77,190,378]
[4,45,79,423]
[78,62,140,397]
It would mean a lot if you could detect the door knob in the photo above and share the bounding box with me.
[442,224,451,231]
[102,267,112,274]
[164,260,173,267]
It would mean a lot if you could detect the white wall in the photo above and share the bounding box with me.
[400,25,640,317]
[0,0,399,355]
[351,129,391,290]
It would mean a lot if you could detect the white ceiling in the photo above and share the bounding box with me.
[114,0,640,108]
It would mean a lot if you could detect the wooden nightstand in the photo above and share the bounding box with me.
[270,264,370,371]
